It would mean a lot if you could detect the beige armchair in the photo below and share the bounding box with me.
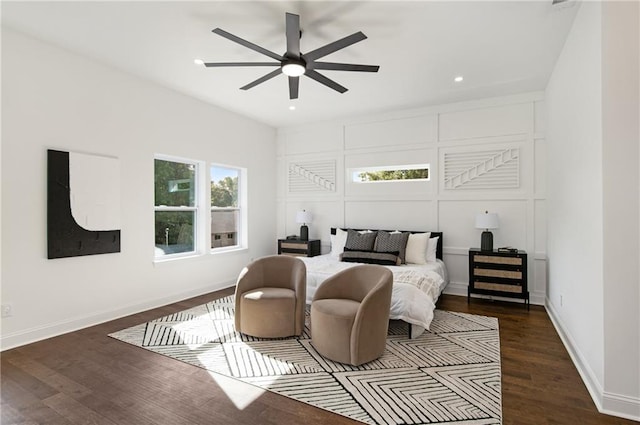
[310,264,393,366]
[234,255,306,338]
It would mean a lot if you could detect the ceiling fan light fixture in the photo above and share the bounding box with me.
[282,61,306,77]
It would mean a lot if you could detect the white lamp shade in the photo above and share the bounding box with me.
[296,210,312,224]
[475,212,499,229]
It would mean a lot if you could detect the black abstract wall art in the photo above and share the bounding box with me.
[47,149,121,259]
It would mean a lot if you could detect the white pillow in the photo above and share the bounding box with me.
[405,232,430,264]
[426,236,439,263]
[330,228,348,257]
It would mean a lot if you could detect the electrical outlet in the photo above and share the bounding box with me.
[1,304,12,318]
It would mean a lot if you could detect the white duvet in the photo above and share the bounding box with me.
[300,254,449,338]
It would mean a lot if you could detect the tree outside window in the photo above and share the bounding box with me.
[211,166,240,249]
[154,158,197,257]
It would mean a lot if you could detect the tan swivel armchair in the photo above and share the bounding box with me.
[234,255,306,338]
[311,264,393,366]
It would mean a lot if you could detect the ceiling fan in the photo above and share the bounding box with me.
[203,12,380,99]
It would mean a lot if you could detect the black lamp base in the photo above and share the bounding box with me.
[300,225,309,241]
[480,231,494,251]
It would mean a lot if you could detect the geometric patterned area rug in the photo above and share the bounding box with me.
[109,295,501,425]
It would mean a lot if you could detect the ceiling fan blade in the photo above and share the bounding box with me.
[304,69,348,94]
[213,28,282,61]
[311,62,379,72]
[304,31,367,61]
[204,62,280,68]
[285,13,301,59]
[289,76,299,99]
[240,69,282,90]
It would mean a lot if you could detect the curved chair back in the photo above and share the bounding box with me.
[313,264,392,303]
[234,255,307,337]
[311,264,393,365]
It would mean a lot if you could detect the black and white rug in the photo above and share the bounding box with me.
[110,296,501,424]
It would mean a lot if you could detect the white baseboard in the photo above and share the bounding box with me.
[602,390,640,421]
[545,299,640,422]
[0,280,235,351]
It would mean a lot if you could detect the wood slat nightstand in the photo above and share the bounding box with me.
[468,248,529,308]
[277,239,321,257]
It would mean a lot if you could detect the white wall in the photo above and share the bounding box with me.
[0,29,277,349]
[277,93,547,305]
[601,0,640,417]
[545,0,605,393]
[546,1,640,420]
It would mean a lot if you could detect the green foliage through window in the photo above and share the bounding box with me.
[353,165,430,183]
[154,159,195,207]
[211,176,238,207]
[154,158,198,256]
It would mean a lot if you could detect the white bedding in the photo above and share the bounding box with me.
[300,254,449,338]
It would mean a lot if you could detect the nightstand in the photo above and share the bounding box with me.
[468,248,529,309]
[278,239,321,257]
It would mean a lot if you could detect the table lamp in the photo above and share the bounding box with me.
[296,210,312,241]
[475,211,499,251]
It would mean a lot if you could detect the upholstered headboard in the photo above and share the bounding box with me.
[330,228,444,260]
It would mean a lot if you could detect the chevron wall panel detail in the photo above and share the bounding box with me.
[288,160,336,192]
[444,148,519,190]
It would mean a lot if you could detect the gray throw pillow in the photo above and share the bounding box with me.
[374,230,410,263]
[344,229,377,252]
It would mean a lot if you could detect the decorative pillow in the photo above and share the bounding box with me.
[426,236,439,263]
[374,230,410,263]
[344,229,377,252]
[330,228,348,257]
[341,250,401,266]
[405,232,430,264]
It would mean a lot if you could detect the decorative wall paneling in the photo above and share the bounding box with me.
[277,93,546,305]
[345,115,437,149]
[288,160,336,193]
[442,147,520,191]
[345,200,436,232]
[438,102,532,141]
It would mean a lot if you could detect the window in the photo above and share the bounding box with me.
[351,164,430,183]
[211,165,242,250]
[154,157,199,258]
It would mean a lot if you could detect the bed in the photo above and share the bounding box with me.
[300,228,448,338]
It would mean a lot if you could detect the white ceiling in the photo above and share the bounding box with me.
[1,1,578,128]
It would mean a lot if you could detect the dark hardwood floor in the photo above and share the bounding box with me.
[1,289,637,425]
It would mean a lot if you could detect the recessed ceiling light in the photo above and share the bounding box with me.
[289,105,296,111]
[454,75,464,82]
[194,59,205,66]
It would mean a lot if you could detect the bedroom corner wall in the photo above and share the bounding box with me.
[276,92,547,306]
[0,28,277,350]
[601,0,640,418]
[546,1,640,420]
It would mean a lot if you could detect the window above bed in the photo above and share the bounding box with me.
[350,163,430,183]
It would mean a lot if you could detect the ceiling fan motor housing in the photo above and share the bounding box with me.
[205,12,379,99]
[282,57,307,76]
